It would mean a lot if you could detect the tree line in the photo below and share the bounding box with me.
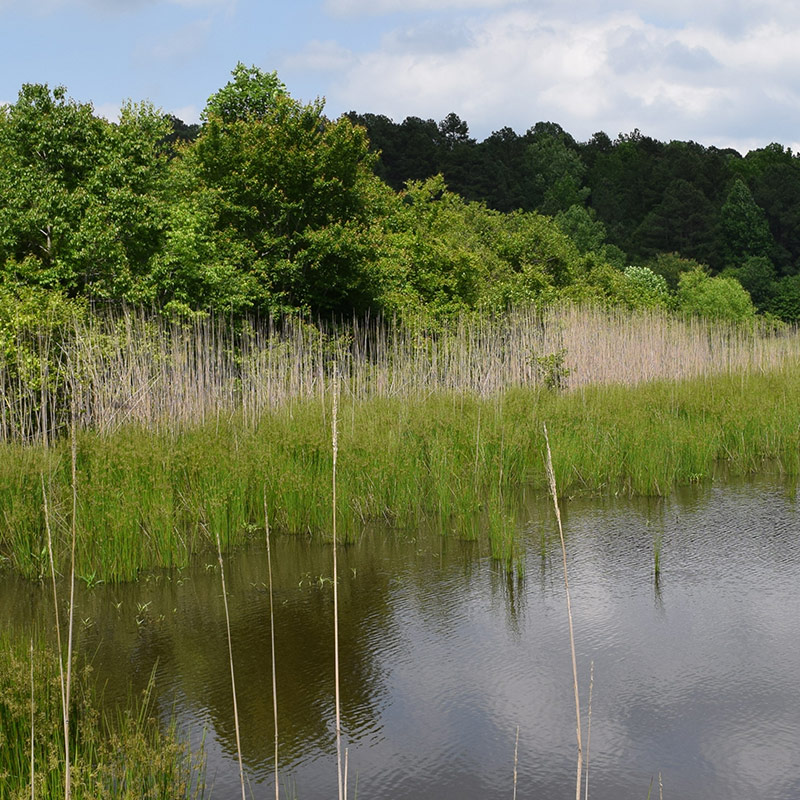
[347,112,800,321]
[1,63,796,333]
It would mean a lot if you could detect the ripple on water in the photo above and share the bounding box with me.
[3,477,800,800]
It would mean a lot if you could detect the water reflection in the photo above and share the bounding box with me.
[2,476,800,800]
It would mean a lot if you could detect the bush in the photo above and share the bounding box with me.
[677,267,755,322]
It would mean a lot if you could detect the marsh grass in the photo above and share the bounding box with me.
[1,304,798,445]
[0,636,205,800]
[1,304,800,582]
[3,362,799,583]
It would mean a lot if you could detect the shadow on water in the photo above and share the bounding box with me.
[2,472,800,800]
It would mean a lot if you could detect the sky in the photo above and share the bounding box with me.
[1,0,799,154]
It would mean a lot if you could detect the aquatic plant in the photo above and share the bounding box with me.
[1,303,797,445]
[1,304,799,583]
[0,637,205,800]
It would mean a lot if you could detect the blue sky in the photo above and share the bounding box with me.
[2,0,799,153]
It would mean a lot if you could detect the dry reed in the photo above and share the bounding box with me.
[331,370,344,800]
[2,304,798,444]
[543,423,583,800]
[215,527,247,800]
[264,496,280,800]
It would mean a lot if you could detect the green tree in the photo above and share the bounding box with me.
[202,62,286,123]
[632,178,714,263]
[677,267,755,321]
[554,204,626,267]
[717,178,774,268]
[647,252,707,291]
[726,255,777,309]
[526,124,589,215]
[0,83,171,302]
[766,274,800,321]
[167,67,382,314]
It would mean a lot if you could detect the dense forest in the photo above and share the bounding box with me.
[2,62,799,333]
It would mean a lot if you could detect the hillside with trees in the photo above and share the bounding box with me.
[1,63,797,330]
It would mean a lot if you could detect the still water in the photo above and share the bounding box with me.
[3,477,800,799]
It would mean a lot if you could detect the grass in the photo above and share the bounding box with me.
[0,635,205,800]
[0,304,798,582]
[0,361,798,583]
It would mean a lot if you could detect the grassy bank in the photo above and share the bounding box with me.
[2,362,799,582]
[0,635,204,799]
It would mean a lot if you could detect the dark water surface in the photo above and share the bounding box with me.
[3,477,800,799]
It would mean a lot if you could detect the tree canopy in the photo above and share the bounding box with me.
[3,66,800,324]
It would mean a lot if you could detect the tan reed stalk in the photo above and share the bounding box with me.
[584,660,594,800]
[41,474,66,723]
[63,412,78,800]
[264,496,280,800]
[4,304,800,443]
[344,747,348,800]
[473,407,481,491]
[331,368,344,800]
[30,637,34,800]
[658,771,663,800]
[512,724,520,800]
[215,527,247,800]
[543,422,583,800]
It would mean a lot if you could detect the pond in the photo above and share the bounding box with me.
[3,476,800,800]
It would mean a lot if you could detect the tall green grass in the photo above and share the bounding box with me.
[2,363,799,582]
[0,635,205,800]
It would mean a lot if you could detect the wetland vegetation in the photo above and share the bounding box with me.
[2,307,798,799]
[3,63,800,799]
[2,304,799,583]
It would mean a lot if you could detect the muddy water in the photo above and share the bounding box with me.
[3,477,800,800]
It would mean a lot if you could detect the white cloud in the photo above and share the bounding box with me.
[137,17,212,63]
[317,7,800,149]
[284,40,358,73]
[325,0,521,15]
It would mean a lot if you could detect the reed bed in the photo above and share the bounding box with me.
[0,635,205,800]
[1,304,798,444]
[2,360,800,582]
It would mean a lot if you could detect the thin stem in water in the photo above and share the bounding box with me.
[64,415,78,800]
[30,637,34,800]
[543,422,583,800]
[585,660,594,800]
[264,496,280,800]
[512,725,520,800]
[42,473,67,760]
[215,527,247,800]
[332,369,344,800]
